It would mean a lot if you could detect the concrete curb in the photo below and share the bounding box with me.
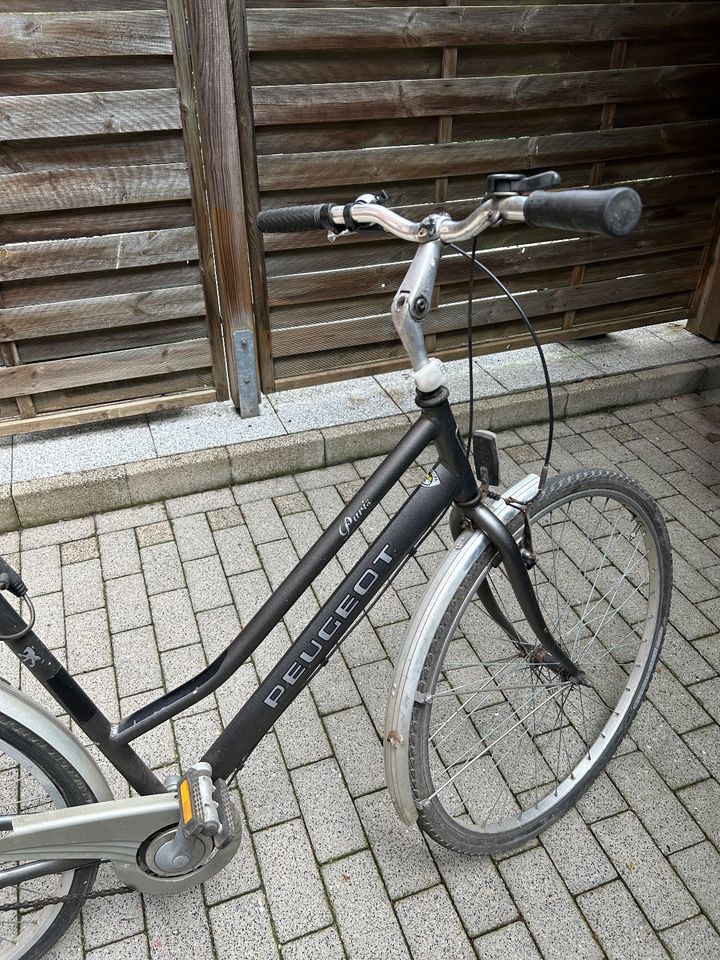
[5,357,717,531]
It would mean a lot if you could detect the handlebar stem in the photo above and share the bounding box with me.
[391,237,446,392]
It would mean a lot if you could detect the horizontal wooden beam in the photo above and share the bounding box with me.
[272,266,699,357]
[261,170,720,254]
[3,0,167,10]
[258,120,720,191]
[0,285,205,341]
[0,88,182,141]
[0,227,199,282]
[0,389,215,438]
[267,220,713,308]
[246,4,720,50]
[252,63,720,126]
[0,163,191,215]
[0,12,172,59]
[0,339,211,399]
[272,308,689,391]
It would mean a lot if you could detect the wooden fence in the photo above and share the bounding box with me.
[0,0,259,435]
[1,3,719,432]
[239,1,720,391]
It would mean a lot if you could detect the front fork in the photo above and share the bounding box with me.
[393,237,580,680]
[450,499,586,682]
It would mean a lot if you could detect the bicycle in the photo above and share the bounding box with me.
[0,171,672,960]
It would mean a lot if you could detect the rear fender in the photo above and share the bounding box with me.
[0,678,113,803]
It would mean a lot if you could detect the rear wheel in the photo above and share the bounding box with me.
[407,469,671,854]
[0,715,97,960]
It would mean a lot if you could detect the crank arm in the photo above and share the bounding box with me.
[0,792,178,866]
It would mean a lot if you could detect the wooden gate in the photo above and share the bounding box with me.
[235,1,720,392]
[0,0,259,435]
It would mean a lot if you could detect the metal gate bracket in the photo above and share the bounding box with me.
[232,331,260,417]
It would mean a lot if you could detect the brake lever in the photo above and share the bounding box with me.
[486,171,562,195]
[327,189,389,242]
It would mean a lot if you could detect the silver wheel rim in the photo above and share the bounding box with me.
[0,737,75,960]
[420,486,662,836]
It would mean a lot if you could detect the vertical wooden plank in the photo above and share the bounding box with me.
[0,343,35,418]
[225,0,274,392]
[562,6,631,332]
[184,0,259,414]
[166,0,230,402]
[428,0,460,354]
[688,201,720,342]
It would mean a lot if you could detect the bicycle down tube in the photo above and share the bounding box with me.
[0,391,477,793]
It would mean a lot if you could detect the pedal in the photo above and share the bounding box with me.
[472,430,500,488]
[178,763,220,839]
[213,777,240,850]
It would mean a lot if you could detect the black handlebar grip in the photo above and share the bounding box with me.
[523,187,642,237]
[257,203,333,233]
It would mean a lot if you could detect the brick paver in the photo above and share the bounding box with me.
[3,388,720,959]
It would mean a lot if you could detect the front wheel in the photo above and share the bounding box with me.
[407,469,672,855]
[0,715,97,960]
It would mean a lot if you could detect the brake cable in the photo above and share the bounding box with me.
[449,240,555,492]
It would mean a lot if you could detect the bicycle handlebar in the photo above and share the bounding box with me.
[522,187,641,238]
[257,186,642,242]
[256,203,336,233]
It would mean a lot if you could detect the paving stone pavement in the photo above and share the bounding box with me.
[3,388,720,960]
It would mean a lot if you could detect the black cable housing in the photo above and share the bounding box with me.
[449,241,555,487]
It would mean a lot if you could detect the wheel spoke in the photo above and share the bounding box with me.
[413,476,667,848]
[425,683,572,803]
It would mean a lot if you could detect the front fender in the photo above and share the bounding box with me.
[383,473,539,826]
[0,678,113,803]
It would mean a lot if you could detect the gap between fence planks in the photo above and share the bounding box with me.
[257,119,720,190]
[273,304,690,387]
[266,220,714,308]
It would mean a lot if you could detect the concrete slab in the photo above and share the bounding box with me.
[477,342,600,390]
[148,398,284,456]
[0,438,11,486]
[12,417,154,482]
[376,360,504,411]
[565,327,683,375]
[268,374,401,432]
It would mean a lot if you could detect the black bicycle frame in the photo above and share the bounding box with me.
[0,390,480,795]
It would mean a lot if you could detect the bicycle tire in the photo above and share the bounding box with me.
[407,468,671,855]
[0,713,97,960]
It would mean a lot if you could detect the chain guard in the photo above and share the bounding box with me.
[0,792,242,897]
[115,825,240,895]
